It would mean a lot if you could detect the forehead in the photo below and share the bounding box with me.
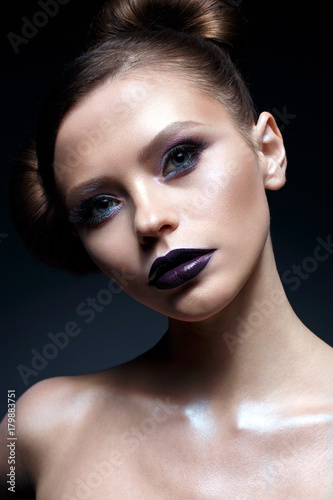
[54,70,235,191]
[56,70,232,140]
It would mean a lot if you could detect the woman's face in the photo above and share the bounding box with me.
[54,71,275,321]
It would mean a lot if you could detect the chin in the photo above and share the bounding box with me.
[148,246,268,323]
[147,277,241,323]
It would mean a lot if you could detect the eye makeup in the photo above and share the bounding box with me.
[68,194,121,227]
[67,134,210,228]
[161,140,207,179]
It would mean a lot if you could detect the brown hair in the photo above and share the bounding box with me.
[9,0,257,274]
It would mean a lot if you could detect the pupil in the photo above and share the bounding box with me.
[174,152,188,164]
[96,199,110,213]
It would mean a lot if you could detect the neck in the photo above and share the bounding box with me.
[148,235,315,405]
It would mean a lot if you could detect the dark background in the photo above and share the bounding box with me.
[1,0,332,419]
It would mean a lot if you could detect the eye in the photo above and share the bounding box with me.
[92,197,116,216]
[68,194,120,227]
[162,142,203,178]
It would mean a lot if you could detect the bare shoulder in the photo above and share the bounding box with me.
[0,377,74,498]
[5,375,92,434]
[8,370,124,442]
[0,370,125,498]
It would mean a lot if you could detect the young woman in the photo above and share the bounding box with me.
[1,0,332,498]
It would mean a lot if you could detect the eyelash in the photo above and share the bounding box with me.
[68,194,121,227]
[69,140,206,227]
[161,141,205,179]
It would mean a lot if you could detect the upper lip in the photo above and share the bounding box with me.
[148,248,215,283]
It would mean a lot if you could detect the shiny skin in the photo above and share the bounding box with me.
[1,71,332,499]
[55,72,276,322]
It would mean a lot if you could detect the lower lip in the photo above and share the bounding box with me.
[150,251,216,290]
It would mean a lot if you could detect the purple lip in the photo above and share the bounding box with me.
[148,248,216,290]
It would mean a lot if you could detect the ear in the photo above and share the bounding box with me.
[253,112,287,191]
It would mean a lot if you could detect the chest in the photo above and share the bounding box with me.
[36,422,333,500]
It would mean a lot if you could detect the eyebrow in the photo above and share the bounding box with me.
[66,120,204,207]
[138,120,204,164]
[66,177,112,209]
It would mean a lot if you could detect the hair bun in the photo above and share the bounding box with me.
[90,0,239,48]
[9,146,98,274]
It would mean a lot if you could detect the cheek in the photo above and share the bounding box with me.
[212,155,271,293]
[220,162,270,261]
[77,218,140,279]
[186,143,270,294]
[182,145,269,238]
[224,163,269,228]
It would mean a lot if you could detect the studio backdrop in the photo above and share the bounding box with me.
[1,0,332,419]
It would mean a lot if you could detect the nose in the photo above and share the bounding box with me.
[133,181,179,245]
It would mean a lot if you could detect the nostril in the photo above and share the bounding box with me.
[134,200,179,241]
[137,223,175,247]
[139,235,156,247]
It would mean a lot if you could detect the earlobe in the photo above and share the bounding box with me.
[254,111,287,191]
